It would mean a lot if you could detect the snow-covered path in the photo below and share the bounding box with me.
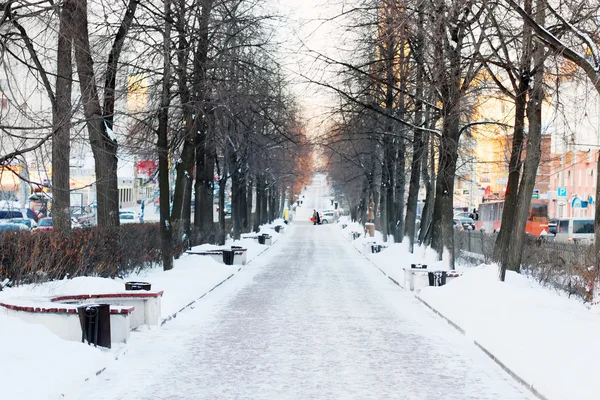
[67,220,532,400]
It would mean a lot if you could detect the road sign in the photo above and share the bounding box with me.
[557,187,567,197]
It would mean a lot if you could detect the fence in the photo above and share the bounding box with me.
[454,230,597,300]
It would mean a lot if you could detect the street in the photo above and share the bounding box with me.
[67,215,532,400]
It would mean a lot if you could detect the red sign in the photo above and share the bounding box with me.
[136,160,158,178]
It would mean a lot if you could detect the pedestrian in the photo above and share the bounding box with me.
[312,209,317,225]
[316,211,321,225]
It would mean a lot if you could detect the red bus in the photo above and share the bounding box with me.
[476,199,549,236]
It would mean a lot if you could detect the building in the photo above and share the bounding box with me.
[548,150,597,218]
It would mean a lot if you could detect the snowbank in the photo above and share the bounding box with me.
[0,313,115,400]
[339,221,600,400]
[418,264,600,400]
[0,221,288,399]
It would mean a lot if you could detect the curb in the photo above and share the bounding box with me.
[340,225,550,400]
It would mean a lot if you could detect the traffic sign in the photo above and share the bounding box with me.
[557,187,567,197]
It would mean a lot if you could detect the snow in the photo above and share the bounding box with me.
[360,229,600,400]
[2,173,596,399]
[104,121,117,142]
[0,313,115,400]
[63,217,532,400]
[0,223,274,399]
[418,264,600,400]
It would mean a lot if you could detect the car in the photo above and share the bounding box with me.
[8,218,36,229]
[454,212,472,219]
[35,218,53,231]
[458,217,476,230]
[320,210,338,224]
[0,222,29,232]
[225,203,232,215]
[119,210,139,224]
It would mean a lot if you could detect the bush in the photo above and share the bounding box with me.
[0,224,165,285]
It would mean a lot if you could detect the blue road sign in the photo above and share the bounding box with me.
[557,187,567,197]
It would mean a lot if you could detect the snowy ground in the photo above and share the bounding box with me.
[352,220,600,400]
[4,174,586,399]
[55,175,532,400]
[0,224,280,400]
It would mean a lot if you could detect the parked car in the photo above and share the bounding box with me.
[8,218,36,229]
[35,218,53,231]
[454,212,472,219]
[225,203,232,215]
[320,210,338,224]
[0,222,29,232]
[458,217,476,230]
[119,210,139,224]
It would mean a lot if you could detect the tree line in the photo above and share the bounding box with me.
[0,0,311,270]
[317,0,599,279]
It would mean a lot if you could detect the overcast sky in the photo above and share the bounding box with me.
[268,0,354,133]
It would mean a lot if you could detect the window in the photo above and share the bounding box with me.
[573,220,594,234]
[530,203,547,221]
[579,170,582,187]
[558,220,569,233]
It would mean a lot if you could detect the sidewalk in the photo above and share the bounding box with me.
[345,224,600,400]
[0,222,287,400]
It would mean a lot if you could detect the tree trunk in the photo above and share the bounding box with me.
[261,178,268,225]
[231,145,242,240]
[395,128,406,243]
[253,176,261,232]
[406,0,425,250]
[502,1,545,277]
[192,0,216,240]
[218,173,226,245]
[493,0,532,265]
[52,1,74,234]
[246,175,253,231]
[71,0,120,227]
[157,0,173,271]
[240,171,248,232]
[420,125,436,245]
[430,111,461,265]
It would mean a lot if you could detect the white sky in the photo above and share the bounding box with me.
[268,0,357,135]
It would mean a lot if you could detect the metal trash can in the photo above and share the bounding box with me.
[222,250,235,265]
[125,281,151,291]
[258,235,266,245]
[274,226,281,233]
[78,304,111,348]
[428,271,447,287]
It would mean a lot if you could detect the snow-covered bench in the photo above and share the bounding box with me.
[403,268,463,291]
[187,247,248,265]
[241,234,273,246]
[51,291,163,330]
[0,299,133,344]
[0,290,165,344]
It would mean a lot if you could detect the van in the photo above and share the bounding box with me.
[553,218,595,244]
